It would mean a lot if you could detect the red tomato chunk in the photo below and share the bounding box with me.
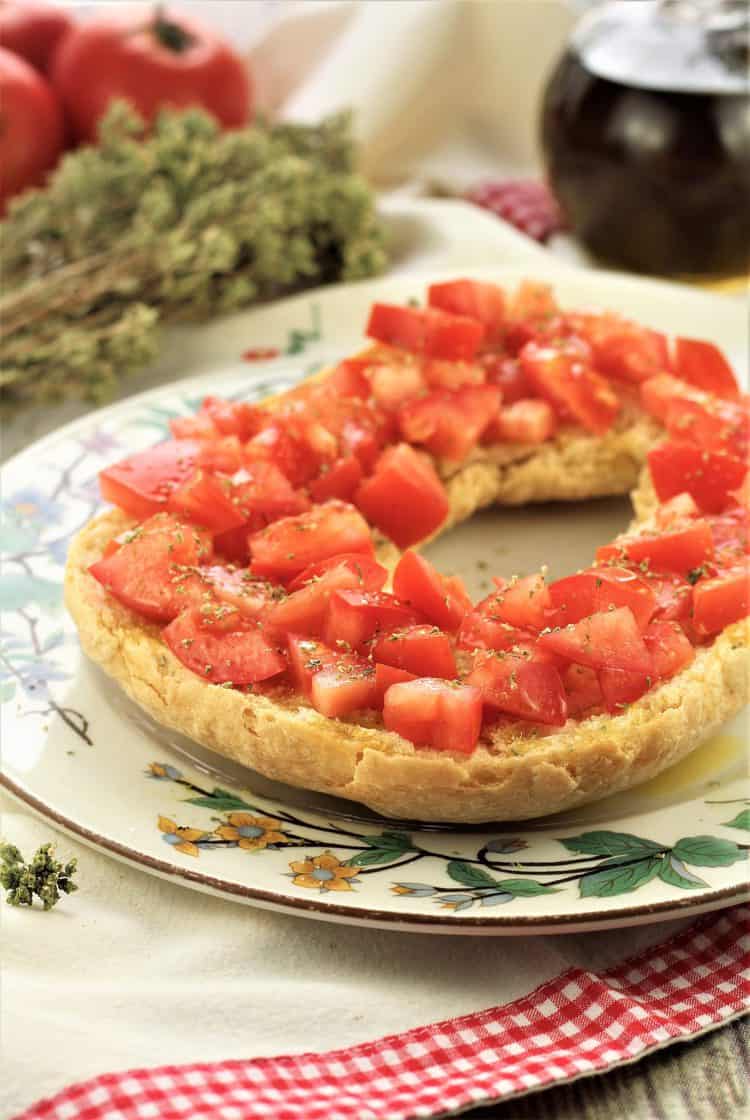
[164,607,287,685]
[537,607,652,674]
[383,678,483,753]
[548,567,656,630]
[373,625,456,679]
[427,279,505,342]
[355,444,449,548]
[672,338,740,400]
[520,338,620,435]
[249,501,373,582]
[324,590,421,651]
[392,550,472,632]
[692,567,749,636]
[366,303,485,362]
[99,440,199,520]
[490,572,551,631]
[466,650,567,727]
[648,442,747,515]
[88,514,212,622]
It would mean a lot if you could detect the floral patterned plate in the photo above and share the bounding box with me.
[2,267,748,934]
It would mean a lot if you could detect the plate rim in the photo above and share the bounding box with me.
[2,265,747,933]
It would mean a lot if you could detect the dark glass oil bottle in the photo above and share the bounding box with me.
[541,1,750,277]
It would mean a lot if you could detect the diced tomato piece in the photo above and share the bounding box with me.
[548,567,656,630]
[213,525,251,564]
[665,397,749,459]
[244,422,320,488]
[640,374,703,423]
[170,414,217,440]
[232,462,311,522]
[196,436,244,476]
[563,663,603,716]
[200,397,264,440]
[287,553,388,594]
[569,312,669,383]
[373,662,417,707]
[457,609,530,653]
[598,668,651,712]
[537,606,652,673]
[324,590,421,651]
[310,657,378,718]
[373,625,456,679]
[392,550,472,632]
[340,417,391,474]
[326,358,372,399]
[656,492,700,528]
[88,514,212,622]
[249,501,373,582]
[308,457,363,503]
[202,567,283,620]
[489,572,551,631]
[707,509,749,558]
[427,279,505,342]
[648,442,747,515]
[520,338,620,435]
[287,636,337,698]
[644,572,693,628]
[484,399,557,445]
[383,678,483,753]
[481,354,531,404]
[163,607,285,685]
[369,359,426,412]
[672,337,740,400]
[267,555,386,638]
[620,521,714,577]
[692,566,750,636]
[421,358,486,391]
[398,384,501,461]
[355,443,449,548]
[168,471,246,533]
[99,440,199,520]
[643,620,694,679]
[508,280,558,324]
[366,304,485,361]
[466,650,567,727]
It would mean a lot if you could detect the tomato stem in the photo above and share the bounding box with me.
[151,4,195,53]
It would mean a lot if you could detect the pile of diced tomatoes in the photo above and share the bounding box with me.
[89,280,749,755]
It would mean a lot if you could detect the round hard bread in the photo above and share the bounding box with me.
[64,414,749,823]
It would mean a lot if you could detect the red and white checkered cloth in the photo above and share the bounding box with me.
[14,904,749,1120]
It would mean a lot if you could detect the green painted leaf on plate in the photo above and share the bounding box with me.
[347,846,410,867]
[494,878,558,897]
[560,831,664,858]
[446,861,498,888]
[672,835,747,867]
[185,788,254,812]
[722,810,750,833]
[658,855,707,890]
[579,856,662,898]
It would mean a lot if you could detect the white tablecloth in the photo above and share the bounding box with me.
[1,198,695,1120]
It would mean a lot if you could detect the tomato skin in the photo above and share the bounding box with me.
[548,567,656,630]
[327,358,372,399]
[0,1,73,73]
[692,567,749,636]
[490,572,551,631]
[88,514,213,622]
[392,550,472,633]
[308,456,363,503]
[324,590,421,651]
[672,338,740,400]
[164,607,285,686]
[373,625,456,679]
[249,501,373,582]
[99,440,200,520]
[266,555,386,638]
[648,442,747,515]
[244,423,320,488]
[481,355,531,404]
[457,610,530,654]
[484,399,557,445]
[287,636,337,698]
[373,663,417,707]
[354,443,449,548]
[568,313,669,383]
[200,397,263,441]
[598,668,650,713]
[537,606,652,674]
[366,304,485,361]
[383,678,483,753]
[665,397,749,459]
[168,470,246,533]
[0,47,64,212]
[644,620,694,678]
[51,8,252,143]
[620,521,714,577]
[466,650,568,727]
[310,658,378,718]
[398,384,501,461]
[520,338,620,435]
[427,279,505,342]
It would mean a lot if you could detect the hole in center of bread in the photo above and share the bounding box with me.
[422,495,633,599]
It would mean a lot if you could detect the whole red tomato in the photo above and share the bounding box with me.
[52,6,253,143]
[0,0,73,73]
[0,45,64,211]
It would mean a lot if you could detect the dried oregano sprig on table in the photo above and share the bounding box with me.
[0,102,386,409]
[0,842,78,910]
